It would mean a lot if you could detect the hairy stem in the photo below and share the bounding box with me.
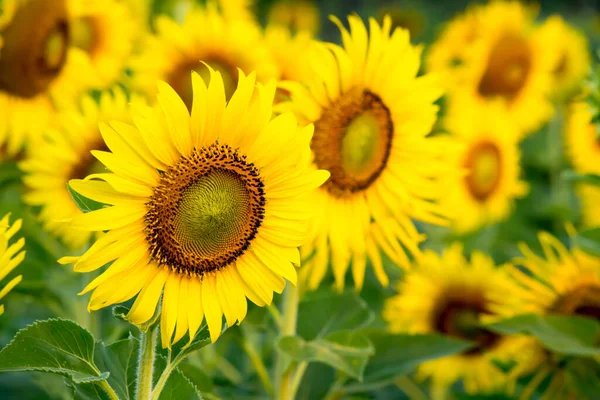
[136,327,158,400]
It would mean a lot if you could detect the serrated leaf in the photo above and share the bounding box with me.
[298,290,374,340]
[67,183,107,213]
[278,331,374,380]
[94,337,137,400]
[358,331,472,385]
[163,324,213,366]
[177,363,214,396]
[0,319,106,383]
[158,367,202,400]
[66,379,110,400]
[487,314,600,356]
[571,227,600,258]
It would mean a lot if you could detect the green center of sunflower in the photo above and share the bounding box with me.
[167,57,239,110]
[145,143,265,276]
[552,284,600,319]
[478,34,531,101]
[71,17,101,58]
[0,0,69,98]
[434,294,500,355]
[174,169,250,259]
[464,140,502,202]
[312,88,393,198]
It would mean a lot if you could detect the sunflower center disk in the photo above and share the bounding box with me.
[478,34,531,100]
[145,144,265,276]
[0,0,69,98]
[435,296,500,355]
[552,284,600,319]
[312,89,393,198]
[464,141,502,201]
[175,170,250,259]
[168,57,239,109]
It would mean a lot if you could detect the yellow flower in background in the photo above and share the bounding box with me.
[565,102,600,227]
[265,24,313,101]
[59,70,329,345]
[20,89,139,250]
[0,0,93,159]
[537,15,590,99]
[510,231,600,317]
[0,213,24,317]
[383,244,532,394]
[268,0,319,34]
[130,3,277,108]
[448,1,554,137]
[69,0,136,87]
[282,16,451,290]
[443,103,528,233]
[426,10,478,91]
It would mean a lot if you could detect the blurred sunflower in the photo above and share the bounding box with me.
[20,89,138,249]
[0,213,24,316]
[282,15,451,290]
[537,15,589,99]
[449,1,554,136]
[130,3,277,108]
[444,103,528,233]
[383,244,532,394]
[565,102,600,227]
[267,0,319,34]
[59,70,329,345]
[69,0,136,87]
[265,25,312,102]
[507,231,600,389]
[510,231,600,318]
[426,10,478,91]
[0,0,92,159]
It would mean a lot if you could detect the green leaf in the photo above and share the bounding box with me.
[571,227,600,258]
[177,363,214,396]
[0,319,107,383]
[158,367,202,400]
[487,314,600,356]
[562,170,600,187]
[165,324,213,365]
[278,331,375,380]
[298,290,374,340]
[67,183,108,213]
[565,358,600,399]
[359,331,472,385]
[94,337,137,400]
[66,380,110,400]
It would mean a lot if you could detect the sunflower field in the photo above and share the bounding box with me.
[1,0,600,399]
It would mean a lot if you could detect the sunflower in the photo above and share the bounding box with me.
[59,70,329,345]
[537,15,590,99]
[282,15,451,290]
[383,244,533,394]
[0,213,24,316]
[426,10,478,92]
[267,0,319,34]
[20,89,139,249]
[509,231,600,318]
[130,3,277,109]
[443,103,528,233]
[448,1,554,136]
[506,231,600,389]
[68,0,136,87]
[0,0,93,159]
[565,102,600,227]
[265,24,312,102]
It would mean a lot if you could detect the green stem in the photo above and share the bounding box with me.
[519,365,551,400]
[286,362,308,400]
[136,327,158,400]
[276,283,300,399]
[98,380,120,400]
[240,335,274,396]
[395,376,428,400]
